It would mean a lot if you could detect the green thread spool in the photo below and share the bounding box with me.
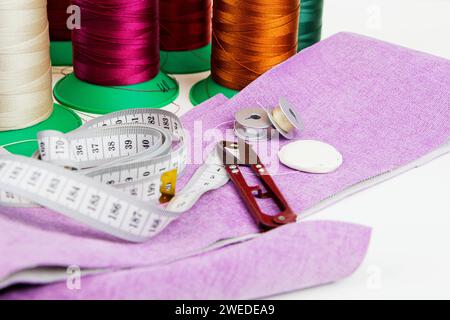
[298,0,324,51]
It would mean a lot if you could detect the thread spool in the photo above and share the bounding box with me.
[298,0,324,51]
[234,108,274,142]
[160,0,212,74]
[53,0,179,114]
[48,0,73,66]
[0,0,81,156]
[190,0,300,106]
[267,97,303,140]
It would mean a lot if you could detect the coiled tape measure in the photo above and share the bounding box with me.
[0,109,229,242]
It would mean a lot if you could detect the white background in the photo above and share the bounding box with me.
[60,0,450,300]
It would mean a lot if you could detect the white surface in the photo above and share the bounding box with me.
[278,140,343,174]
[51,0,450,300]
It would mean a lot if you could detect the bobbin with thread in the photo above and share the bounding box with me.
[234,108,274,142]
[234,98,303,141]
[266,97,304,140]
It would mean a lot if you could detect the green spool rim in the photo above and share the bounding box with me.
[50,41,73,66]
[0,103,82,157]
[190,75,238,106]
[54,72,180,114]
[160,43,211,75]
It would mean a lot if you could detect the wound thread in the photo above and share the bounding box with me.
[72,0,160,86]
[48,0,72,42]
[211,0,300,91]
[160,0,212,52]
[0,0,53,131]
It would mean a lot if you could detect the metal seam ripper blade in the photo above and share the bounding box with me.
[218,140,297,229]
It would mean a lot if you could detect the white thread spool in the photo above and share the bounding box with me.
[0,0,53,131]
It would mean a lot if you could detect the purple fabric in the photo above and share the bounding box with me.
[2,221,371,300]
[1,32,450,299]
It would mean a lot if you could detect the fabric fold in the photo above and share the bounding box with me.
[1,221,371,300]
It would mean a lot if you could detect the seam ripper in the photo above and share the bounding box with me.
[218,140,297,229]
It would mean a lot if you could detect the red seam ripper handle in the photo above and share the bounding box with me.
[251,163,297,226]
[225,164,297,229]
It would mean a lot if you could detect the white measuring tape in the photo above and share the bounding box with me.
[0,109,230,243]
[0,155,178,242]
[167,150,230,213]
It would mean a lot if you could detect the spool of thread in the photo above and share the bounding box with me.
[48,0,73,66]
[53,0,179,114]
[298,0,324,51]
[212,0,300,91]
[234,108,274,142]
[190,0,300,105]
[0,0,53,131]
[272,108,297,133]
[266,97,303,140]
[72,0,160,86]
[48,0,71,41]
[160,0,213,74]
[0,0,82,156]
[160,0,212,52]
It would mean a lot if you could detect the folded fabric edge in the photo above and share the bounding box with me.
[0,233,259,291]
[301,139,450,218]
[0,267,104,291]
[1,221,372,300]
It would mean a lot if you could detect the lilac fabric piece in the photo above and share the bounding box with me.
[2,221,371,300]
[1,32,450,299]
[0,95,251,281]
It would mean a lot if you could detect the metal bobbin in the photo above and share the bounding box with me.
[267,97,303,140]
[234,108,274,142]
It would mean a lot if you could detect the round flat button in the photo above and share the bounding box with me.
[278,140,343,174]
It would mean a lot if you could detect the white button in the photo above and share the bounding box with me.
[278,140,343,174]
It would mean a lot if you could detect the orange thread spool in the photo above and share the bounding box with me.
[211,0,300,91]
